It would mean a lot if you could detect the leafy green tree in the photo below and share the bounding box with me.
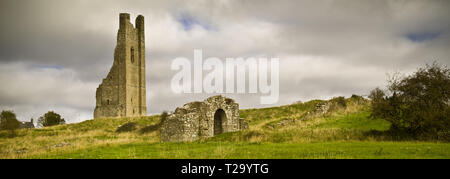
[368,87,387,119]
[0,110,21,137]
[370,63,450,139]
[37,111,65,127]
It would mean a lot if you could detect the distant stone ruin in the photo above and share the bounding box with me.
[94,13,147,118]
[160,95,248,142]
[20,118,34,129]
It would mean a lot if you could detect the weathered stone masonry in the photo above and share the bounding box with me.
[160,95,248,142]
[94,13,146,118]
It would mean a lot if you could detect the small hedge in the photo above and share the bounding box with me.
[115,122,138,133]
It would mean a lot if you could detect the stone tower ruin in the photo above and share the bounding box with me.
[94,13,146,118]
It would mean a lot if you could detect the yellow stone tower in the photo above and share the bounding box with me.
[94,13,146,118]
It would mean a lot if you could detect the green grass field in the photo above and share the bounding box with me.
[33,141,449,159]
[1,97,449,159]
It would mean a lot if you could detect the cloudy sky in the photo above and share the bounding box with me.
[0,0,449,123]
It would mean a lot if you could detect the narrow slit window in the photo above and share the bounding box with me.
[130,47,135,63]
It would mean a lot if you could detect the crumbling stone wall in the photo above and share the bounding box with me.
[94,13,147,118]
[160,95,247,142]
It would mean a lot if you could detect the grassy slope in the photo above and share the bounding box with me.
[1,98,449,159]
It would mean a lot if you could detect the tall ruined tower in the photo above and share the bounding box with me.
[94,13,146,118]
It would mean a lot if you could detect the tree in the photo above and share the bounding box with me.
[368,87,387,119]
[370,62,450,139]
[37,111,65,127]
[0,110,21,137]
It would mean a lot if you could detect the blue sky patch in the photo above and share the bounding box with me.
[32,64,63,70]
[176,13,211,31]
[406,32,440,42]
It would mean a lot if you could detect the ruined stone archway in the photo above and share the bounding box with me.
[160,95,248,142]
[214,109,226,135]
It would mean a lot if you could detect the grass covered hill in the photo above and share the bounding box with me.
[0,96,449,159]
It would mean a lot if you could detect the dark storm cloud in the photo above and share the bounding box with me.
[0,0,449,123]
[0,0,118,83]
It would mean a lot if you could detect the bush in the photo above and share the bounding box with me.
[37,111,66,127]
[329,96,347,111]
[437,130,450,141]
[368,88,386,119]
[140,111,169,134]
[116,122,138,133]
[139,124,159,134]
[160,111,168,124]
[0,110,21,137]
[350,94,365,102]
[350,94,363,99]
[331,96,347,107]
[369,63,450,140]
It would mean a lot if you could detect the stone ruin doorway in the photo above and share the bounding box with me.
[214,109,226,135]
[160,95,248,142]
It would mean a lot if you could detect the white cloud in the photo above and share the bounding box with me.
[0,62,96,122]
